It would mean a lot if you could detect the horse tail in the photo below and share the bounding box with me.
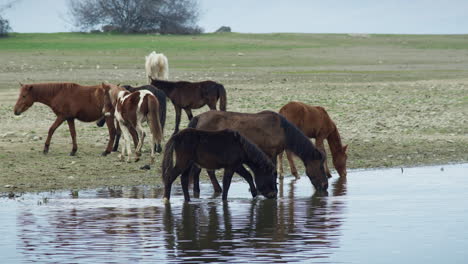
[147,95,163,146]
[155,89,167,131]
[187,115,199,128]
[158,54,169,80]
[162,136,176,183]
[217,84,227,111]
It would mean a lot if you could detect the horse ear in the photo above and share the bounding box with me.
[19,82,23,87]
[117,83,121,86]
[343,144,348,153]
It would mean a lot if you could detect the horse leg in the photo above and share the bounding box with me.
[103,116,116,156]
[207,101,217,111]
[134,123,145,162]
[235,165,257,198]
[173,106,182,135]
[129,126,139,149]
[183,108,193,121]
[43,116,65,154]
[181,168,191,202]
[207,170,223,193]
[316,138,332,178]
[112,124,121,152]
[277,151,285,179]
[222,169,235,200]
[286,150,299,179]
[119,124,133,162]
[190,165,202,195]
[163,165,182,201]
[66,119,78,156]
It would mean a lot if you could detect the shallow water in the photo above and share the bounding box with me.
[0,164,467,263]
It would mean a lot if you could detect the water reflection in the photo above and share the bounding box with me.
[14,177,347,263]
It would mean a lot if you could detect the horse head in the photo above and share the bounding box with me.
[14,83,35,115]
[100,83,113,117]
[305,149,329,192]
[333,144,348,177]
[251,164,278,199]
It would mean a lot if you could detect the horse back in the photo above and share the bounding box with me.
[53,83,104,121]
[280,101,334,138]
[194,110,284,158]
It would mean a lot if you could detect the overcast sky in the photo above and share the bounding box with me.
[1,0,468,34]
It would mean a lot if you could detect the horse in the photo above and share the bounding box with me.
[97,84,167,153]
[150,78,227,135]
[188,110,329,194]
[101,83,163,163]
[278,101,348,178]
[145,51,169,83]
[13,82,116,156]
[162,128,277,201]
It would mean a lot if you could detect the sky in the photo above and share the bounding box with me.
[1,0,468,34]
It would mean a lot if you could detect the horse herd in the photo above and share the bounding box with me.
[12,51,348,202]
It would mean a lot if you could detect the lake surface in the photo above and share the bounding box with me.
[1,164,467,263]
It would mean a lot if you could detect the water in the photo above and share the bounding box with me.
[1,164,467,263]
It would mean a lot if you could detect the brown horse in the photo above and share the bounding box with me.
[278,101,348,178]
[188,110,329,193]
[162,128,277,201]
[102,84,163,163]
[150,78,227,135]
[13,82,116,156]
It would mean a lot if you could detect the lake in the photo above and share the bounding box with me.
[1,163,467,263]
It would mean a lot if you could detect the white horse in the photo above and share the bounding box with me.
[145,51,169,83]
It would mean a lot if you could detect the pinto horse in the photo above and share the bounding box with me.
[188,110,329,194]
[162,128,277,201]
[102,84,163,163]
[278,101,348,178]
[97,84,167,152]
[150,78,227,135]
[13,82,116,156]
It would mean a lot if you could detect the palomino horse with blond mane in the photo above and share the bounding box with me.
[278,101,348,178]
[102,83,163,163]
[145,51,169,83]
[13,82,116,156]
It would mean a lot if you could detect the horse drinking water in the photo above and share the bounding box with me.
[162,128,277,201]
[278,101,348,178]
[13,82,117,156]
[188,110,329,194]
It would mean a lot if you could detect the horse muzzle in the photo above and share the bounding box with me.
[14,110,21,116]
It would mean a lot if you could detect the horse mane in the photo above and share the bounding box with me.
[29,83,83,98]
[279,115,324,162]
[235,131,275,174]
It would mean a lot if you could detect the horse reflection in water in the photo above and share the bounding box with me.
[16,178,346,263]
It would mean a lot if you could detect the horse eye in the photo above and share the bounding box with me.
[22,95,26,98]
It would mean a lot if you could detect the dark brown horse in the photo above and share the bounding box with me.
[97,84,167,152]
[150,78,227,135]
[13,82,116,156]
[188,110,329,194]
[162,128,277,201]
[278,101,348,178]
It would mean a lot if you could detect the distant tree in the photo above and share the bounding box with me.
[68,0,202,34]
[0,0,16,37]
[0,16,11,36]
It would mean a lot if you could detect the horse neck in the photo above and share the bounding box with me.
[153,80,174,94]
[31,83,61,106]
[327,126,344,161]
[281,116,322,162]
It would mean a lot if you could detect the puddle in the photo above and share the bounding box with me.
[0,164,467,263]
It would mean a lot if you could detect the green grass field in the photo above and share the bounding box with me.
[0,32,467,193]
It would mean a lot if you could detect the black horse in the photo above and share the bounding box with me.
[97,84,166,152]
[162,128,277,202]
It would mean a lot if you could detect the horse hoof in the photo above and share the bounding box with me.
[101,151,110,157]
[69,151,77,156]
[140,164,151,170]
[43,150,49,155]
